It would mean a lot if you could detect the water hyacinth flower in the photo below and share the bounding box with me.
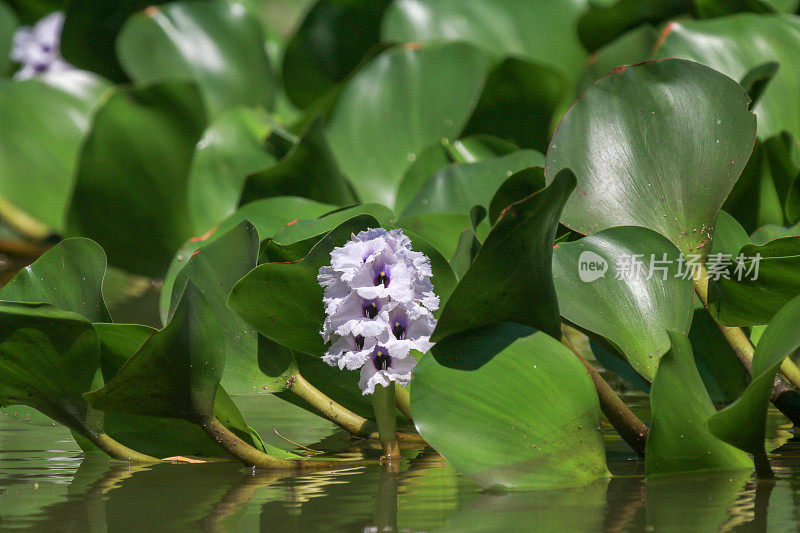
[319,228,438,394]
[10,11,74,80]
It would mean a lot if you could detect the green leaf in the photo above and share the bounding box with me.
[709,236,800,326]
[432,170,575,342]
[0,302,99,436]
[399,150,544,219]
[393,213,469,261]
[229,215,380,357]
[282,0,390,108]
[85,280,300,461]
[0,238,111,322]
[546,59,756,258]
[739,61,780,109]
[4,0,64,24]
[86,282,221,422]
[708,293,800,457]
[645,331,753,475]
[577,0,691,51]
[382,0,589,81]
[93,322,265,457]
[60,0,173,82]
[69,81,207,278]
[326,42,491,208]
[488,167,545,225]
[654,14,800,141]
[693,0,791,18]
[412,323,609,490]
[577,25,658,94]
[163,221,271,396]
[0,71,110,231]
[688,310,749,404]
[462,57,567,153]
[186,107,275,235]
[267,204,394,250]
[0,1,17,75]
[242,119,357,207]
[553,227,694,381]
[394,135,519,213]
[118,1,275,118]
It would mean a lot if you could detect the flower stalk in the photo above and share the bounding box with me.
[372,382,401,460]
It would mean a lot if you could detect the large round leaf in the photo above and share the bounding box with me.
[0,238,111,322]
[432,170,575,342]
[68,81,207,278]
[645,331,752,475]
[0,71,109,231]
[382,0,588,81]
[412,323,609,490]
[654,14,800,141]
[186,107,275,235]
[326,42,491,208]
[118,1,275,118]
[552,226,694,381]
[546,59,756,257]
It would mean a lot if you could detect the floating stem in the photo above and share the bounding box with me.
[86,432,160,463]
[201,415,356,470]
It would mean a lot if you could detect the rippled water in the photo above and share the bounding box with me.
[2,395,800,531]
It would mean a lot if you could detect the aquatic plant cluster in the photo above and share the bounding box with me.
[2,0,800,491]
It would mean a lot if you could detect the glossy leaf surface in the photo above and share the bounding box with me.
[552,226,694,381]
[546,59,756,257]
[326,42,491,207]
[118,1,275,118]
[412,324,609,490]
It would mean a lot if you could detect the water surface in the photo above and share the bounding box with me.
[2,395,800,531]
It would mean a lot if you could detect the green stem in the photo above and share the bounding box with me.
[395,385,413,422]
[562,337,648,457]
[289,373,425,444]
[694,266,800,425]
[87,432,161,462]
[201,416,356,470]
[372,383,401,460]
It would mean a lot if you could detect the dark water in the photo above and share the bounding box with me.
[2,395,800,532]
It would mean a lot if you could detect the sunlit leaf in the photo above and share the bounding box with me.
[412,323,609,490]
[546,59,756,258]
